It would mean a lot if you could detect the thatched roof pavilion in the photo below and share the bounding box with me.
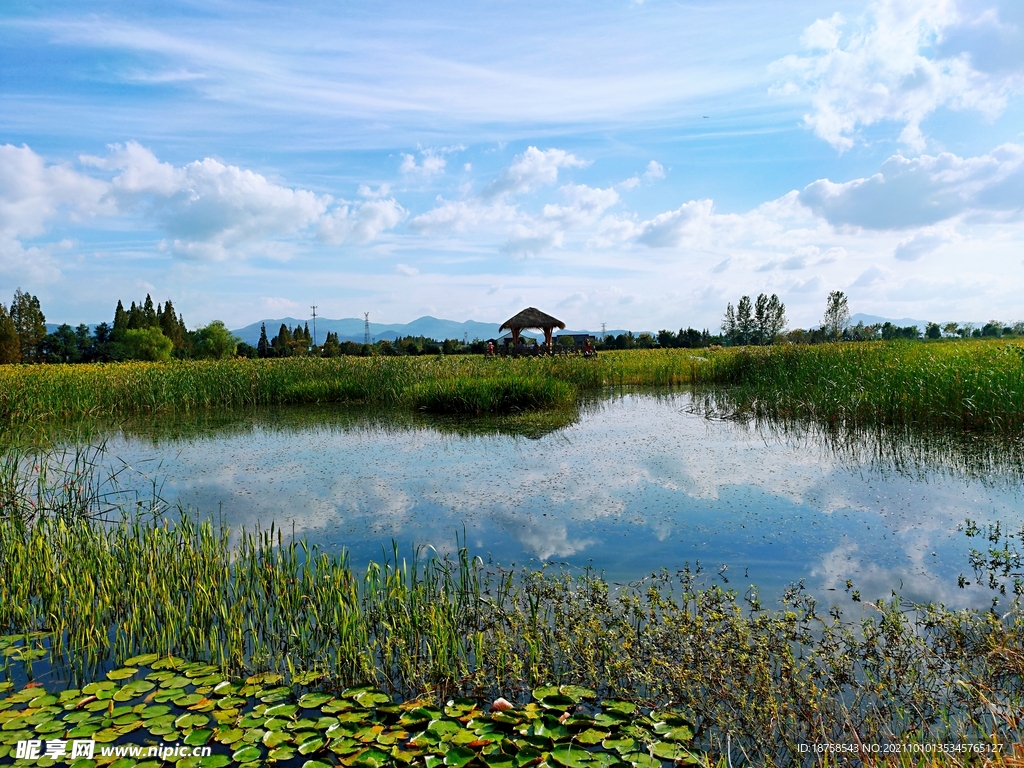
[500,307,566,347]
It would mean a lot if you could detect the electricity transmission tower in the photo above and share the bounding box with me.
[601,322,607,341]
[310,305,318,346]
[364,313,371,345]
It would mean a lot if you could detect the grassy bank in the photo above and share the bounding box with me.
[692,341,1024,432]
[1,505,1020,764]
[1,339,1023,430]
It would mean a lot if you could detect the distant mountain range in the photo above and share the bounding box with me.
[230,316,640,346]
[848,313,930,331]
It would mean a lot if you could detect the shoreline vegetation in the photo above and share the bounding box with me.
[1,499,1021,765]
[1,342,1023,432]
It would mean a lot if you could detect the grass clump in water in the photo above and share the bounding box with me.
[412,376,577,414]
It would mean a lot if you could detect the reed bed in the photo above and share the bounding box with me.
[693,341,1024,432]
[4,341,1023,432]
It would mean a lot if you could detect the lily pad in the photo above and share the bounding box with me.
[232,745,263,762]
[263,729,292,748]
[184,728,214,746]
[106,667,138,681]
[552,744,595,768]
[652,742,697,763]
[443,745,476,768]
[266,703,298,718]
[216,727,244,744]
[575,729,609,746]
[298,692,334,709]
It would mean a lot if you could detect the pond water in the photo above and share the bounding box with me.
[67,391,1024,608]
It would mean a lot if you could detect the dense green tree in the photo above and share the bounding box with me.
[926,322,941,339]
[195,320,239,359]
[721,303,736,342]
[822,291,850,340]
[10,288,47,362]
[0,303,19,364]
[735,296,754,344]
[42,324,81,363]
[123,327,173,361]
[754,293,787,344]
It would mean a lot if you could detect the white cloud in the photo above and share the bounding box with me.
[400,150,446,177]
[893,225,960,260]
[643,160,666,181]
[0,143,109,240]
[636,199,715,247]
[318,198,405,245]
[481,147,589,199]
[395,263,419,275]
[772,0,1016,151]
[798,144,1024,229]
[358,183,392,198]
[84,142,331,260]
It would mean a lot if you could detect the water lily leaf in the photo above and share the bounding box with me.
[575,729,608,746]
[246,672,284,685]
[322,699,358,714]
[123,653,161,667]
[34,719,66,735]
[601,701,636,716]
[623,753,659,768]
[443,745,476,768]
[216,727,244,744]
[106,667,138,681]
[651,742,697,763]
[425,719,460,740]
[298,692,334,709]
[174,693,206,707]
[93,727,122,742]
[653,725,692,743]
[268,746,296,762]
[532,686,559,701]
[151,656,185,670]
[213,681,239,695]
[601,738,638,755]
[292,671,324,686]
[233,745,263,762]
[82,681,116,695]
[353,747,390,767]
[552,744,595,768]
[259,687,292,703]
[266,703,298,718]
[484,755,515,768]
[329,737,362,755]
[514,745,544,768]
[298,736,326,755]
[538,695,576,711]
[200,755,231,768]
[558,687,596,703]
[185,728,214,746]
[264,729,292,748]
[302,761,334,768]
[216,695,247,710]
[175,713,210,730]
[355,691,390,707]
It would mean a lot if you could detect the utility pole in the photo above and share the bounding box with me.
[364,313,371,346]
[601,322,607,342]
[310,305,318,346]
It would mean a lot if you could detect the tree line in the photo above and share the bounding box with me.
[0,289,240,364]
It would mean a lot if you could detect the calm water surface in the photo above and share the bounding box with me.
[87,392,1023,608]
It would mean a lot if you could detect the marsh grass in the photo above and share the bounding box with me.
[3,341,1024,432]
[695,341,1024,432]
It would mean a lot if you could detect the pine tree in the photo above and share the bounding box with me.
[257,323,270,357]
[113,301,128,334]
[127,301,145,330]
[143,294,157,326]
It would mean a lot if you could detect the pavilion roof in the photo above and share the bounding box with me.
[499,307,566,332]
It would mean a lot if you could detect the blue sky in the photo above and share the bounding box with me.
[2,0,1023,330]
